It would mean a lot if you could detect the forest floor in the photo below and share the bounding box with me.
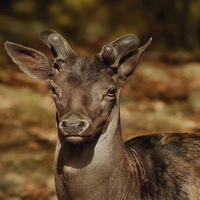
[1,52,200,199]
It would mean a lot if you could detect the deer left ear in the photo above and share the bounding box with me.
[4,41,54,81]
[99,35,152,85]
[118,37,152,81]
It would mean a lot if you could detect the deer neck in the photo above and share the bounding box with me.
[54,102,130,199]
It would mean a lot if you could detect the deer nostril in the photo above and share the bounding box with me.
[61,121,67,128]
[77,121,85,127]
[59,120,88,135]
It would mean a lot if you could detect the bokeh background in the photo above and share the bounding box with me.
[1,0,200,199]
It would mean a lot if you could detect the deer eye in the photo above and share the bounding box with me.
[107,88,116,97]
[49,85,57,95]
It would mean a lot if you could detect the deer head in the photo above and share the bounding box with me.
[4,30,151,144]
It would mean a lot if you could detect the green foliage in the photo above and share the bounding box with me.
[0,0,200,52]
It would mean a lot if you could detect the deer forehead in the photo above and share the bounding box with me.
[52,56,116,89]
[52,71,116,94]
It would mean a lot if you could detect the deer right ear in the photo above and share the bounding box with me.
[4,41,54,81]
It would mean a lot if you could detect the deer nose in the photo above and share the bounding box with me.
[59,120,89,135]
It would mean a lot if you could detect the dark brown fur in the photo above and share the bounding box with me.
[4,30,200,200]
[125,133,200,200]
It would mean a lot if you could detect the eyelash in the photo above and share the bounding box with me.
[49,85,57,94]
[107,89,116,97]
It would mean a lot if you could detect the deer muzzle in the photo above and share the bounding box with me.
[59,120,89,136]
[58,113,91,143]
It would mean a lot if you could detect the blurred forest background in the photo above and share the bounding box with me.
[1,0,200,199]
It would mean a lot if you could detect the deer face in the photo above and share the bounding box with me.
[50,56,118,143]
[4,30,151,144]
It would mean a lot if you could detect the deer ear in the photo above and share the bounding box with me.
[4,41,54,81]
[118,37,152,80]
[99,34,152,83]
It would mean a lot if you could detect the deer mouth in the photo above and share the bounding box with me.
[62,134,94,144]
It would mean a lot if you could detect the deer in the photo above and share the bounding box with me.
[4,29,200,200]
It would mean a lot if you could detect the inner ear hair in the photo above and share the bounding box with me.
[118,49,139,66]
